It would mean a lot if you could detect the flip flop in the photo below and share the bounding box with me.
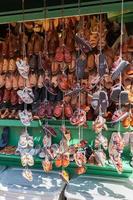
[17,88,34,104]
[110,84,122,102]
[97,53,107,77]
[16,58,29,79]
[91,91,99,110]
[119,91,129,105]
[19,110,32,126]
[99,90,109,113]
[111,58,129,80]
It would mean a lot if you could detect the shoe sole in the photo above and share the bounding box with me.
[112,60,129,80]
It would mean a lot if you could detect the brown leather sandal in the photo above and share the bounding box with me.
[2,59,9,73]
[1,109,10,119]
[5,74,13,90]
[8,58,16,72]
[18,75,25,89]
[0,74,6,88]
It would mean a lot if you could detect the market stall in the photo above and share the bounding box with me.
[0,0,132,199]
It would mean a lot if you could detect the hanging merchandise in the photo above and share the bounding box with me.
[0,0,132,181]
[108,0,129,173]
[17,0,34,181]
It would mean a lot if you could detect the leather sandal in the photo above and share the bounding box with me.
[55,47,64,62]
[0,59,3,74]
[2,59,9,73]
[68,55,76,73]
[58,74,69,92]
[18,75,25,89]
[0,74,6,88]
[64,47,72,63]
[53,102,63,118]
[2,41,8,57]
[64,103,73,119]
[51,62,60,75]
[1,109,10,119]
[11,90,18,105]
[9,59,16,72]
[12,74,18,90]
[5,74,13,90]
[29,72,37,88]
[87,54,95,71]
[3,89,11,103]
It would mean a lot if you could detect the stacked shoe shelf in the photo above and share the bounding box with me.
[0,119,132,178]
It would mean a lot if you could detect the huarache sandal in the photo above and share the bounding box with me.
[8,59,16,72]
[2,59,9,73]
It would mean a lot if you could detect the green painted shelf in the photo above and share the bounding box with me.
[0,154,132,178]
[0,119,132,133]
[0,119,41,127]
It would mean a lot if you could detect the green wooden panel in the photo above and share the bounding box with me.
[0,1,132,23]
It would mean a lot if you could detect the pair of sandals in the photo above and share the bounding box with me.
[18,132,34,149]
[0,58,16,73]
[109,132,124,173]
[88,149,106,166]
[17,87,34,104]
[55,46,72,63]
[37,101,53,119]
[55,153,70,168]
[95,133,108,150]
[21,152,34,167]
[53,101,73,119]
[110,83,129,105]
[70,109,86,126]
[92,115,107,134]
[16,58,30,79]
[91,90,109,114]
[19,110,32,126]
[74,151,86,167]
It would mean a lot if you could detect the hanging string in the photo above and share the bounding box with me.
[61,0,66,128]
[43,0,49,127]
[118,0,124,134]
[99,0,103,117]
[120,0,124,58]
[22,0,26,60]
[21,0,28,128]
[77,0,81,142]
